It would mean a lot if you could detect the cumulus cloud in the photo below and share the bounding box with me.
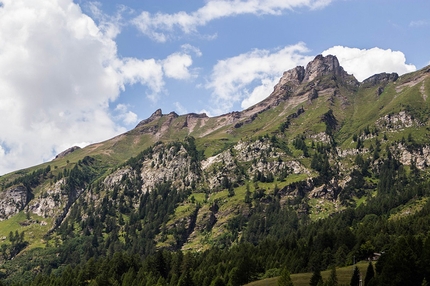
[119,58,165,101]
[132,0,333,42]
[163,53,194,80]
[0,0,196,174]
[205,43,313,114]
[86,1,125,39]
[322,46,416,81]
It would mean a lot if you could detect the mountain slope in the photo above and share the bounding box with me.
[1,55,430,285]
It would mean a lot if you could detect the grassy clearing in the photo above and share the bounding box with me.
[0,212,52,250]
[245,261,371,286]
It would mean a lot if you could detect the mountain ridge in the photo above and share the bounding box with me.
[129,54,416,146]
[1,54,430,285]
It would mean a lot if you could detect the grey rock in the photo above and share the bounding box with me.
[0,185,30,220]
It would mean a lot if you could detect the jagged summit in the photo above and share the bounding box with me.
[135,109,209,130]
[118,54,429,152]
[135,108,164,128]
[246,54,357,118]
[304,54,348,82]
[275,54,357,89]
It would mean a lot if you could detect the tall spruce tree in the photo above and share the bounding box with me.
[350,266,360,286]
[327,265,338,286]
[310,268,323,286]
[364,262,375,286]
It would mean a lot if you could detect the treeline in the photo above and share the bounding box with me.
[9,232,430,286]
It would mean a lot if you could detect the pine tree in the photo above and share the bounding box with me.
[210,276,225,286]
[350,266,360,286]
[310,268,323,286]
[326,265,338,286]
[364,262,374,286]
[244,184,251,204]
[277,267,294,286]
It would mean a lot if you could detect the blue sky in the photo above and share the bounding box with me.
[0,0,429,174]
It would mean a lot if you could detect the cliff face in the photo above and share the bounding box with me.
[304,54,349,82]
[272,54,358,96]
[0,186,30,220]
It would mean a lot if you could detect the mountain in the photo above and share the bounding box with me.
[1,55,430,285]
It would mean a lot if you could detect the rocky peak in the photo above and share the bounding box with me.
[276,66,306,88]
[167,111,179,119]
[303,54,348,82]
[136,109,163,128]
[186,112,208,119]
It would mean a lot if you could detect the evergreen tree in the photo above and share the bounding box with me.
[326,265,338,286]
[277,267,294,286]
[210,276,225,286]
[228,185,235,197]
[310,268,323,286]
[244,184,251,204]
[350,266,360,286]
[228,267,241,286]
[364,262,374,286]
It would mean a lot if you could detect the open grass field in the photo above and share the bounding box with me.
[245,261,371,286]
[0,212,53,250]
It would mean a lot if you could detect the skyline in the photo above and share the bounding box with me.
[0,0,429,174]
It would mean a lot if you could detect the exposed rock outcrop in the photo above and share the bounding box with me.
[55,146,80,159]
[361,72,399,87]
[0,185,30,220]
[375,111,421,130]
[140,144,201,192]
[135,108,163,128]
[28,179,65,218]
[304,55,346,82]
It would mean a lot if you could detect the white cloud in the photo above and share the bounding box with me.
[132,0,333,42]
[181,44,202,57]
[115,104,138,125]
[87,1,125,39]
[322,46,416,82]
[241,77,280,109]
[205,42,313,114]
[163,53,194,80]
[119,58,165,101]
[0,0,196,175]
